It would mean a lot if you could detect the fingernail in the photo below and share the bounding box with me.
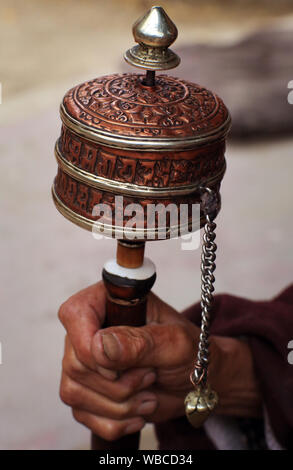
[101,333,121,361]
[125,419,145,435]
[142,371,156,388]
[97,366,118,381]
[137,399,158,415]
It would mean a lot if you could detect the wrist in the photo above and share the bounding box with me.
[208,334,262,417]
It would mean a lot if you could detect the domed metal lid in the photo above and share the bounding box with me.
[60,7,230,151]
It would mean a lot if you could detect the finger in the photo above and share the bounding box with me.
[58,282,106,369]
[72,367,157,403]
[143,390,185,423]
[63,336,156,400]
[72,409,145,441]
[60,373,158,420]
[92,322,197,370]
[64,335,119,382]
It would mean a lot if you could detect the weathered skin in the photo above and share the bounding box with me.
[58,282,262,441]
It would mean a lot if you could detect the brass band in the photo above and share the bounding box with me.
[60,104,231,152]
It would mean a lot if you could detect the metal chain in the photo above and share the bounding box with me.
[191,189,217,389]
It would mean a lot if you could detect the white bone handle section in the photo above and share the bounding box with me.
[103,258,156,280]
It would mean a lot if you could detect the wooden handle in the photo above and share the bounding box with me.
[91,429,141,450]
[91,240,156,450]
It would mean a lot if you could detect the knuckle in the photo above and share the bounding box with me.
[102,421,123,441]
[128,330,151,360]
[58,302,69,324]
[115,402,131,420]
[63,355,85,381]
[72,408,84,424]
[114,383,133,402]
[58,299,75,325]
[136,336,150,359]
[58,296,81,324]
[173,324,193,360]
[127,371,146,391]
[60,377,80,407]
[72,409,94,433]
[74,343,91,368]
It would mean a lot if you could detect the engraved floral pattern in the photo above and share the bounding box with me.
[63,73,229,138]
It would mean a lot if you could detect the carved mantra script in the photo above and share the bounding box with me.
[55,169,221,225]
[63,74,229,138]
[59,127,225,188]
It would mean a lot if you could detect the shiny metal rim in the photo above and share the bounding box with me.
[52,184,204,239]
[60,104,231,152]
[55,142,226,198]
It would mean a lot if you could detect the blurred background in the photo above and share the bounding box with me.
[0,0,292,450]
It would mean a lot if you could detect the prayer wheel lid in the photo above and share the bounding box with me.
[60,6,231,152]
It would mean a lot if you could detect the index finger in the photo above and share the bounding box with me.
[58,281,106,370]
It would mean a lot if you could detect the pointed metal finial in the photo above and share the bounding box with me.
[124,6,180,71]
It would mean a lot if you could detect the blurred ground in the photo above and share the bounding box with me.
[0,0,293,450]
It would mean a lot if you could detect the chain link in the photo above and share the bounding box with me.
[191,188,217,389]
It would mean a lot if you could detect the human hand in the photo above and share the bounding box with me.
[58,282,207,440]
[58,282,261,441]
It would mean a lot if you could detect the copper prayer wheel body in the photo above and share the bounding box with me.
[53,73,230,239]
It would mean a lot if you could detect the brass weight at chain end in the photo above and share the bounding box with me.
[185,386,219,428]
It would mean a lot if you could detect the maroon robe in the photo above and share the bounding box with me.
[155,284,293,450]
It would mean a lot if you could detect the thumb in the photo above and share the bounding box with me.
[58,281,106,370]
[91,322,197,370]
